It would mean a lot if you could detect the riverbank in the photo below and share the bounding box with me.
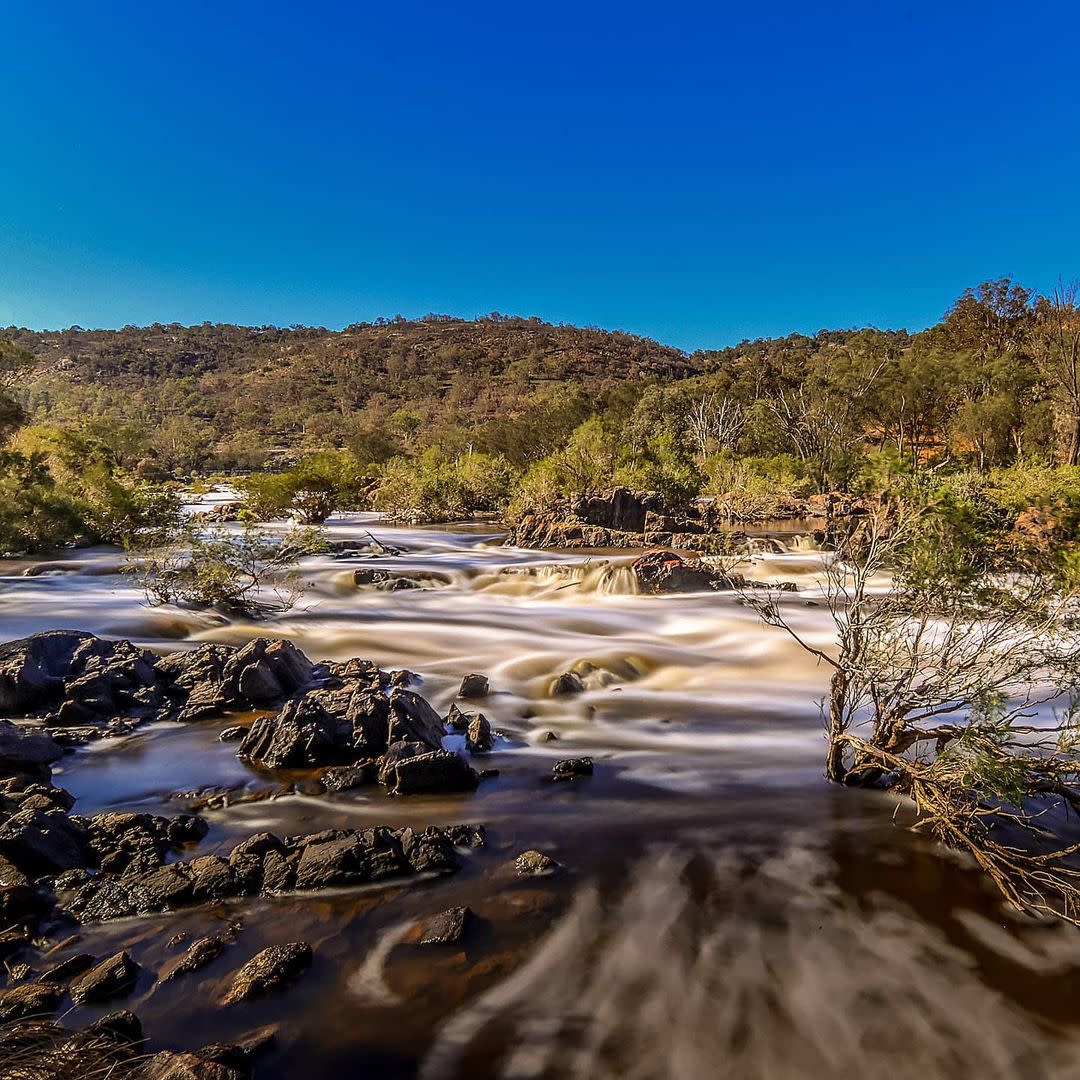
[3,515,1080,1078]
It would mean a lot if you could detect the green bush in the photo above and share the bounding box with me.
[0,425,181,554]
[373,449,517,523]
[0,451,85,554]
[242,451,369,523]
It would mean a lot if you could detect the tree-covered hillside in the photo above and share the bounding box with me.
[9,315,695,471]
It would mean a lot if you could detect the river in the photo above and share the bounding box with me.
[3,513,1080,1079]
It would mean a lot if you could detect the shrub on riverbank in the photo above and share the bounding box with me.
[0,422,181,555]
[373,449,517,523]
[241,450,371,523]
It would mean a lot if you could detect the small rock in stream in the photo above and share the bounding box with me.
[552,757,594,780]
[70,950,142,1004]
[550,672,584,696]
[418,906,474,945]
[159,933,231,983]
[39,951,96,983]
[222,942,312,1004]
[218,726,246,742]
[515,849,561,877]
[465,713,494,754]
[458,673,489,698]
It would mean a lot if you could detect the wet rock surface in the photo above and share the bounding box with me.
[0,980,63,1022]
[69,950,142,1004]
[221,942,313,1004]
[553,757,594,780]
[159,934,231,983]
[418,905,474,945]
[515,849,561,877]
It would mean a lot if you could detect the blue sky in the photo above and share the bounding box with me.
[2,1,1078,350]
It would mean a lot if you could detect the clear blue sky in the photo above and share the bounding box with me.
[2,1,1078,351]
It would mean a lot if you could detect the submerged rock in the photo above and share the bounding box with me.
[221,942,312,1004]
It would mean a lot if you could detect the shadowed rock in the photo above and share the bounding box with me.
[418,906,474,945]
[458,673,489,698]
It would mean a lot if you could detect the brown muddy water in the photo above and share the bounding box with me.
[4,511,1080,1078]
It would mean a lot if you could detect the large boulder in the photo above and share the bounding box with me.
[156,638,314,723]
[221,638,314,704]
[631,550,736,594]
[238,688,361,769]
[238,675,451,771]
[155,643,238,722]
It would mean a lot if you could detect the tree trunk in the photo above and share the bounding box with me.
[825,669,848,782]
[1068,416,1080,466]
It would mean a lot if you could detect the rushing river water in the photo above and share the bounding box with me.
[4,512,1080,1078]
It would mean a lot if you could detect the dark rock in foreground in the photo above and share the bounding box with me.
[0,980,63,1022]
[221,942,312,1004]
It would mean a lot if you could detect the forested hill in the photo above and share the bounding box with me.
[9,315,699,467]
